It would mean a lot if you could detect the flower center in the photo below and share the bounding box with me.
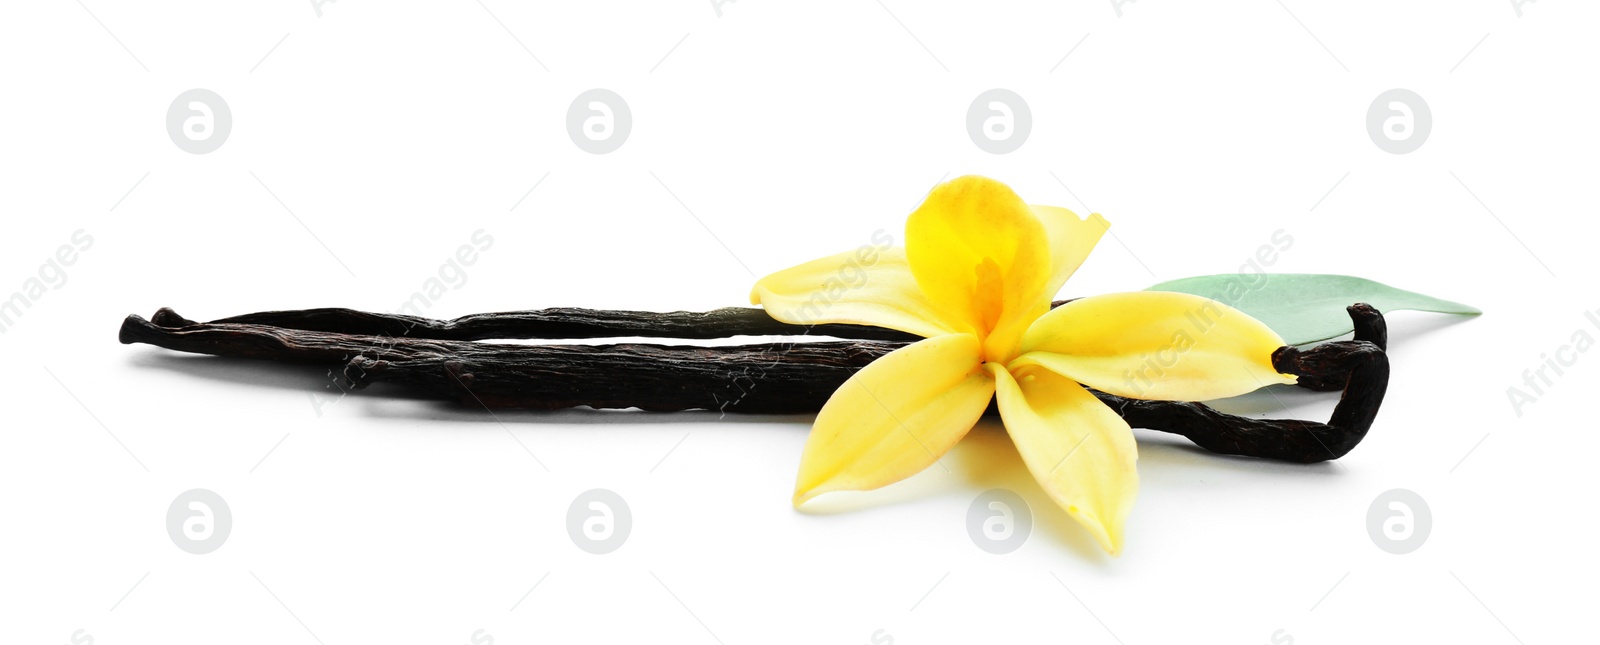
[972,257,1005,340]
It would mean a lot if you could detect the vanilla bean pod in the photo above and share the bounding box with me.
[120,311,883,413]
[150,302,1363,393]
[120,304,1389,463]
[1110,304,1387,462]
[158,301,1357,393]
[165,304,929,343]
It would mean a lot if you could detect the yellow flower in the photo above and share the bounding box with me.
[750,176,1296,554]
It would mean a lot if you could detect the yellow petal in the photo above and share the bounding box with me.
[751,247,958,338]
[1031,205,1109,300]
[990,364,1137,555]
[1016,291,1296,401]
[905,176,1052,363]
[794,333,995,505]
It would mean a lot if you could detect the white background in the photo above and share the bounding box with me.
[2,1,1595,643]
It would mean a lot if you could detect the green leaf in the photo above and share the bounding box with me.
[1146,273,1480,345]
